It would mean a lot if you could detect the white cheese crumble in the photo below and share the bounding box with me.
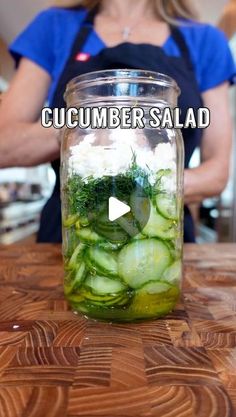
[68,130,176,187]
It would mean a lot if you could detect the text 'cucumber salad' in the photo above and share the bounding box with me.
[62,144,182,322]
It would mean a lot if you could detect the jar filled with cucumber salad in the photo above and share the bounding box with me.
[61,70,184,322]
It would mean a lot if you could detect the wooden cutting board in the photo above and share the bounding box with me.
[0,243,236,417]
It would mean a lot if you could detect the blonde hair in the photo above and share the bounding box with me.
[54,0,198,24]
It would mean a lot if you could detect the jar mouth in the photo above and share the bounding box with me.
[64,69,180,101]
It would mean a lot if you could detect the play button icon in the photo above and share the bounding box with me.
[91,182,150,240]
[109,197,131,222]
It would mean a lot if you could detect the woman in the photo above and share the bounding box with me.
[0,0,235,242]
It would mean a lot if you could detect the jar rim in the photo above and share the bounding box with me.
[65,69,180,100]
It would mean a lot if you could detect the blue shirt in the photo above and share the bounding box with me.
[10,7,236,104]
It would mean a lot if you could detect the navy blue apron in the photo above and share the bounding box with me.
[37,8,203,243]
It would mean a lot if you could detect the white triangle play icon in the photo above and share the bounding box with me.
[108,197,131,222]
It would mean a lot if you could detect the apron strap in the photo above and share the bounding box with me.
[50,7,97,109]
[69,7,98,59]
[170,26,194,71]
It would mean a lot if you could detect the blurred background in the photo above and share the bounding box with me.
[0,0,235,244]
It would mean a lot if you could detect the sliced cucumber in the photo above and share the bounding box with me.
[75,217,90,230]
[79,216,90,227]
[142,203,176,240]
[94,223,128,243]
[63,214,78,228]
[75,220,81,230]
[77,228,105,244]
[96,210,120,229]
[67,293,84,303]
[130,191,150,228]
[164,240,177,260]
[85,274,126,295]
[156,169,172,181]
[116,212,140,237]
[118,239,171,288]
[162,260,182,284]
[75,292,131,308]
[98,241,124,251]
[68,242,86,269]
[95,209,129,243]
[139,281,172,294]
[156,194,178,220]
[64,226,80,259]
[78,280,130,307]
[87,247,118,277]
[64,262,87,295]
[81,289,117,303]
[132,233,146,241]
[87,295,127,307]
[76,285,179,321]
[154,169,172,193]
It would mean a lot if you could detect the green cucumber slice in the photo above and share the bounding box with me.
[79,216,90,227]
[87,247,119,277]
[156,169,172,181]
[116,212,140,237]
[154,169,172,193]
[118,239,171,288]
[85,275,126,295]
[77,228,105,244]
[95,208,129,243]
[132,233,146,241]
[63,214,78,228]
[164,240,178,260]
[96,210,120,229]
[77,279,130,306]
[139,281,172,294]
[81,289,117,303]
[68,242,86,269]
[162,260,182,284]
[129,191,150,228]
[142,204,176,240]
[64,262,87,295]
[156,194,178,220]
[77,292,130,307]
[94,224,128,243]
[67,293,84,303]
[84,296,126,307]
[75,217,90,230]
[98,241,124,251]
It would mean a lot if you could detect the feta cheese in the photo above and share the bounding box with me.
[68,129,176,187]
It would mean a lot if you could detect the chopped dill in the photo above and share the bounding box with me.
[64,155,153,217]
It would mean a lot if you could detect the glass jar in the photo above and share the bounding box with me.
[61,70,184,322]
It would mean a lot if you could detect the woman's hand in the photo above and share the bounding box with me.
[184,82,232,205]
[0,58,60,168]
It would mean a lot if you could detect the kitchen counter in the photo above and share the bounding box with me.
[0,244,236,417]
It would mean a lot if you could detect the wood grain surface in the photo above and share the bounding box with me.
[0,244,236,417]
